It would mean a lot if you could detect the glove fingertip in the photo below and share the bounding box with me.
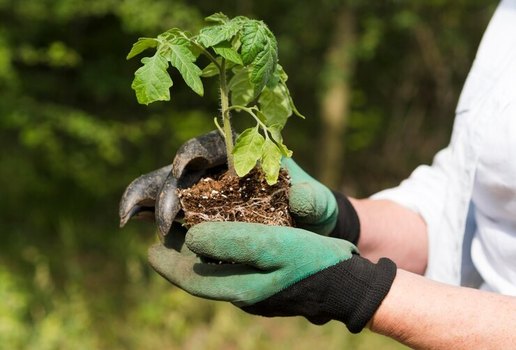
[289,182,317,219]
[185,221,223,254]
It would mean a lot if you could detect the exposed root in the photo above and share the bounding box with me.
[178,168,293,228]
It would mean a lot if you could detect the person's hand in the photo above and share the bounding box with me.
[282,158,360,242]
[148,221,396,333]
[119,130,361,243]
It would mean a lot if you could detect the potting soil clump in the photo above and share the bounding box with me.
[178,168,293,228]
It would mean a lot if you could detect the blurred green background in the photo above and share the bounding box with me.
[0,0,497,348]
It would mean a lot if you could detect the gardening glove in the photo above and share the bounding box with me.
[148,221,396,333]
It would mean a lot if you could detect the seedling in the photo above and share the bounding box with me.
[127,12,304,185]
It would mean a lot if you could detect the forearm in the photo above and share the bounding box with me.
[370,269,516,349]
[349,198,427,274]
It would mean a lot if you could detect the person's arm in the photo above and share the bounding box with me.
[370,269,516,349]
[350,198,428,275]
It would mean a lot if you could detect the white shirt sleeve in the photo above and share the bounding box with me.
[369,0,516,285]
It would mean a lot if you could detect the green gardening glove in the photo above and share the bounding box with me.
[284,158,360,243]
[149,221,396,333]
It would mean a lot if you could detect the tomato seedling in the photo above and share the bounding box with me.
[127,12,303,185]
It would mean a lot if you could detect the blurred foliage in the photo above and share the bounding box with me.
[0,0,497,348]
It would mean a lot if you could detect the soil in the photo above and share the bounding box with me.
[177,167,294,228]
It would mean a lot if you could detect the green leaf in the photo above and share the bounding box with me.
[165,43,203,96]
[240,20,267,65]
[201,62,220,78]
[158,28,185,41]
[197,20,241,48]
[268,124,283,144]
[260,138,282,185]
[213,41,243,65]
[205,12,229,24]
[258,84,292,127]
[278,143,293,158]
[266,62,286,88]
[127,38,158,60]
[277,64,288,82]
[233,127,265,177]
[251,44,276,94]
[269,124,293,157]
[229,67,254,107]
[131,53,172,105]
[240,20,278,94]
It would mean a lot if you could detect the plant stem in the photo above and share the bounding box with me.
[227,105,269,135]
[219,59,235,175]
[185,35,221,70]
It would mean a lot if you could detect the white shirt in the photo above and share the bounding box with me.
[371,0,516,295]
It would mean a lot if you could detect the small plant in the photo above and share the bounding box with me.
[127,12,303,185]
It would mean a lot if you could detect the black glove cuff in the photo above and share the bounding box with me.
[329,191,360,245]
[334,255,397,333]
[241,255,397,334]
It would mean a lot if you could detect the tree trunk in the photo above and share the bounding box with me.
[317,6,356,189]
